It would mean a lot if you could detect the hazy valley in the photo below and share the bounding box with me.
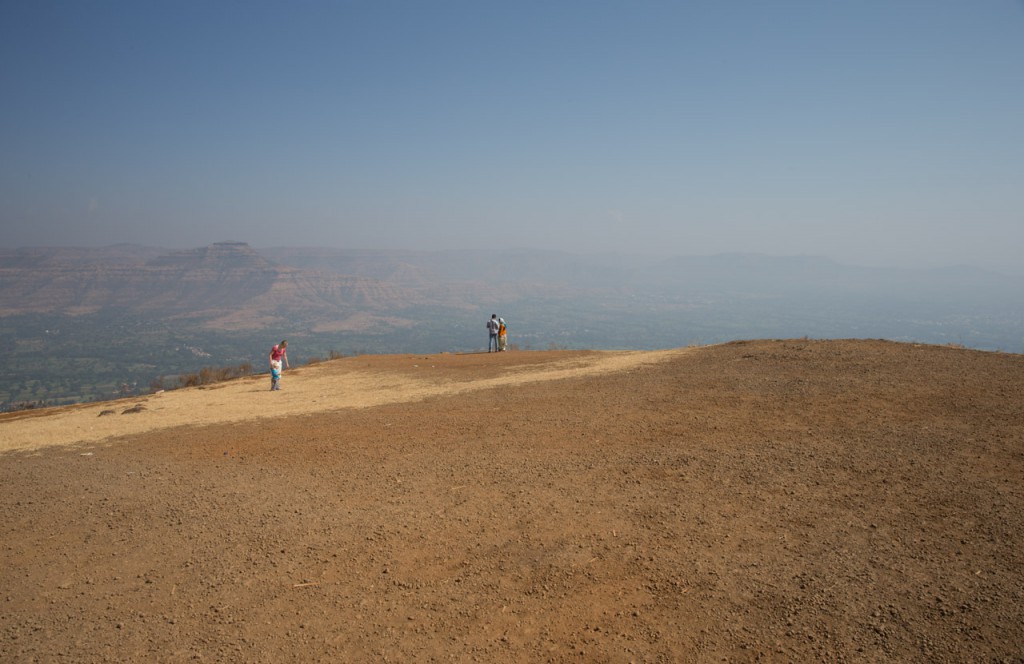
[2,242,1022,409]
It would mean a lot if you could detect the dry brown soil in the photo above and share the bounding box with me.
[1,339,1022,663]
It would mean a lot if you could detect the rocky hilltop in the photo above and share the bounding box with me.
[146,241,277,269]
[2,340,1022,661]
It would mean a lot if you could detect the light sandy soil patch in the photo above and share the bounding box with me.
[0,349,687,453]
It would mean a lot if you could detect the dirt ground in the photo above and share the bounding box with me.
[1,339,1022,663]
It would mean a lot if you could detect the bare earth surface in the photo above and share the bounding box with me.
[1,339,1022,662]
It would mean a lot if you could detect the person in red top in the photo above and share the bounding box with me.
[269,340,289,390]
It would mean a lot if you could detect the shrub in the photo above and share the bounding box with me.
[173,362,255,389]
[2,400,51,413]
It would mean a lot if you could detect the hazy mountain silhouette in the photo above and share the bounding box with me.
[1,243,1022,352]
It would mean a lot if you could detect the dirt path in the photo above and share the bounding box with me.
[0,349,687,453]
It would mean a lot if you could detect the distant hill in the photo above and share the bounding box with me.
[0,242,418,329]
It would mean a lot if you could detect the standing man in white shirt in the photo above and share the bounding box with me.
[486,314,500,352]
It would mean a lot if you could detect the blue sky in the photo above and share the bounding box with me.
[2,1,1022,273]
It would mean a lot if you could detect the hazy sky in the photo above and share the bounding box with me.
[2,1,1022,273]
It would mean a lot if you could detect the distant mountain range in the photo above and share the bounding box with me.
[3,242,1022,408]
[2,242,1022,346]
[267,245,1024,308]
[0,242,417,330]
